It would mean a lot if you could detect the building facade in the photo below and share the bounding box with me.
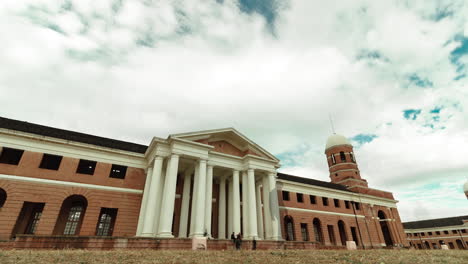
[403,216,468,250]
[0,117,408,249]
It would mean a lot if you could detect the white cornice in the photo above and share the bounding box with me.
[279,206,365,218]
[0,174,143,194]
[405,223,468,233]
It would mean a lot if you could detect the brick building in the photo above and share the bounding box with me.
[0,116,408,249]
[403,215,468,250]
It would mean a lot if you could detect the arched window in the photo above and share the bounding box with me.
[338,220,347,246]
[378,210,394,246]
[53,195,88,235]
[313,218,323,244]
[331,154,336,164]
[0,188,6,208]
[284,216,295,241]
[339,152,346,162]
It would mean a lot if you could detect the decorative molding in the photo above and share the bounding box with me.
[0,174,143,194]
[279,206,365,218]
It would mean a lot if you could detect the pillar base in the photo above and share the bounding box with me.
[267,236,283,241]
[140,233,155,237]
[156,232,174,238]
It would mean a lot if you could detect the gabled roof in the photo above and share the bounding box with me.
[170,127,279,162]
[403,215,468,229]
[0,116,148,153]
[277,172,351,192]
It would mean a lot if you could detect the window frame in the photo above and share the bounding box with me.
[95,208,118,236]
[339,151,346,162]
[296,193,304,203]
[0,147,24,165]
[39,153,63,171]
[309,195,317,204]
[333,199,340,208]
[322,197,329,206]
[109,164,128,179]
[282,191,290,201]
[76,159,97,175]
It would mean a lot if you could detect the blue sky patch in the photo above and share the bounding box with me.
[237,0,283,30]
[351,134,377,146]
[407,74,433,88]
[403,109,422,120]
[430,107,442,114]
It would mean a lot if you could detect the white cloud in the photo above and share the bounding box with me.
[1,0,468,221]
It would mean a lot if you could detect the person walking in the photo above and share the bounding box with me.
[252,238,257,250]
[235,233,242,250]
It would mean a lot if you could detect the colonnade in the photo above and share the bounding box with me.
[136,154,282,240]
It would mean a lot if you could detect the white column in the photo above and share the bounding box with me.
[157,154,179,237]
[218,176,227,239]
[256,182,264,239]
[136,167,153,236]
[191,159,207,237]
[232,170,241,234]
[141,157,164,237]
[262,175,273,239]
[268,172,282,240]
[227,177,233,236]
[247,169,258,239]
[241,171,249,236]
[204,165,214,237]
[189,163,199,236]
[178,169,192,237]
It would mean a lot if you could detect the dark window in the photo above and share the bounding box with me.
[76,159,97,175]
[109,164,127,179]
[300,223,309,241]
[452,230,457,234]
[296,193,304,203]
[11,202,45,237]
[39,154,63,170]
[350,152,355,162]
[421,232,425,236]
[327,225,336,245]
[345,200,350,209]
[428,232,432,236]
[331,154,336,164]
[25,204,44,234]
[0,147,24,165]
[0,188,6,208]
[339,151,346,162]
[436,231,440,235]
[443,230,449,234]
[96,208,118,236]
[284,216,295,241]
[354,202,360,210]
[462,229,466,233]
[333,199,340,208]
[282,191,290,201]
[322,197,329,206]
[448,242,455,249]
[351,227,359,246]
[313,218,323,243]
[309,195,316,204]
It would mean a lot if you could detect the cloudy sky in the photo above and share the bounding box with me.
[1,0,467,222]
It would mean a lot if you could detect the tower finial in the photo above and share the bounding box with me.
[328,114,336,134]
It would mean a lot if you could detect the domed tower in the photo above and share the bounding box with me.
[464,180,468,199]
[325,134,368,188]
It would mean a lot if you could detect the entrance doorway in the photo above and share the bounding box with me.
[338,220,347,246]
[378,210,393,246]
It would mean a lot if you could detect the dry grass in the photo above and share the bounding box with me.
[0,249,467,264]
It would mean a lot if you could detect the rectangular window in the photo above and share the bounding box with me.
[96,208,118,236]
[428,232,432,236]
[333,199,340,208]
[76,159,97,175]
[421,232,425,236]
[340,152,346,162]
[0,147,24,165]
[296,193,304,203]
[350,227,359,246]
[354,202,360,210]
[309,195,316,204]
[109,164,127,179]
[322,197,329,206]
[300,223,309,241]
[327,225,336,245]
[452,230,457,234]
[282,191,290,201]
[345,200,350,209]
[462,229,466,233]
[39,153,63,170]
[436,231,440,235]
[443,230,449,234]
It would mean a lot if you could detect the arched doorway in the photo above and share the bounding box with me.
[456,239,464,249]
[284,215,295,241]
[338,220,347,246]
[313,218,323,244]
[0,188,6,208]
[378,210,393,246]
[424,241,430,249]
[53,195,88,235]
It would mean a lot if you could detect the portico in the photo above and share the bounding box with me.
[136,128,283,240]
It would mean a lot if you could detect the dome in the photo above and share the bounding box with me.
[325,134,352,150]
[464,180,468,193]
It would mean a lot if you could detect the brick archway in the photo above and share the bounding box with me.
[53,195,88,235]
[338,220,347,246]
[0,188,6,208]
[378,210,393,246]
[312,218,323,244]
[284,215,295,241]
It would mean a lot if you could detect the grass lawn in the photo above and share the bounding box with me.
[0,249,467,264]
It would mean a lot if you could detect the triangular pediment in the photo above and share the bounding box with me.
[169,128,278,161]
